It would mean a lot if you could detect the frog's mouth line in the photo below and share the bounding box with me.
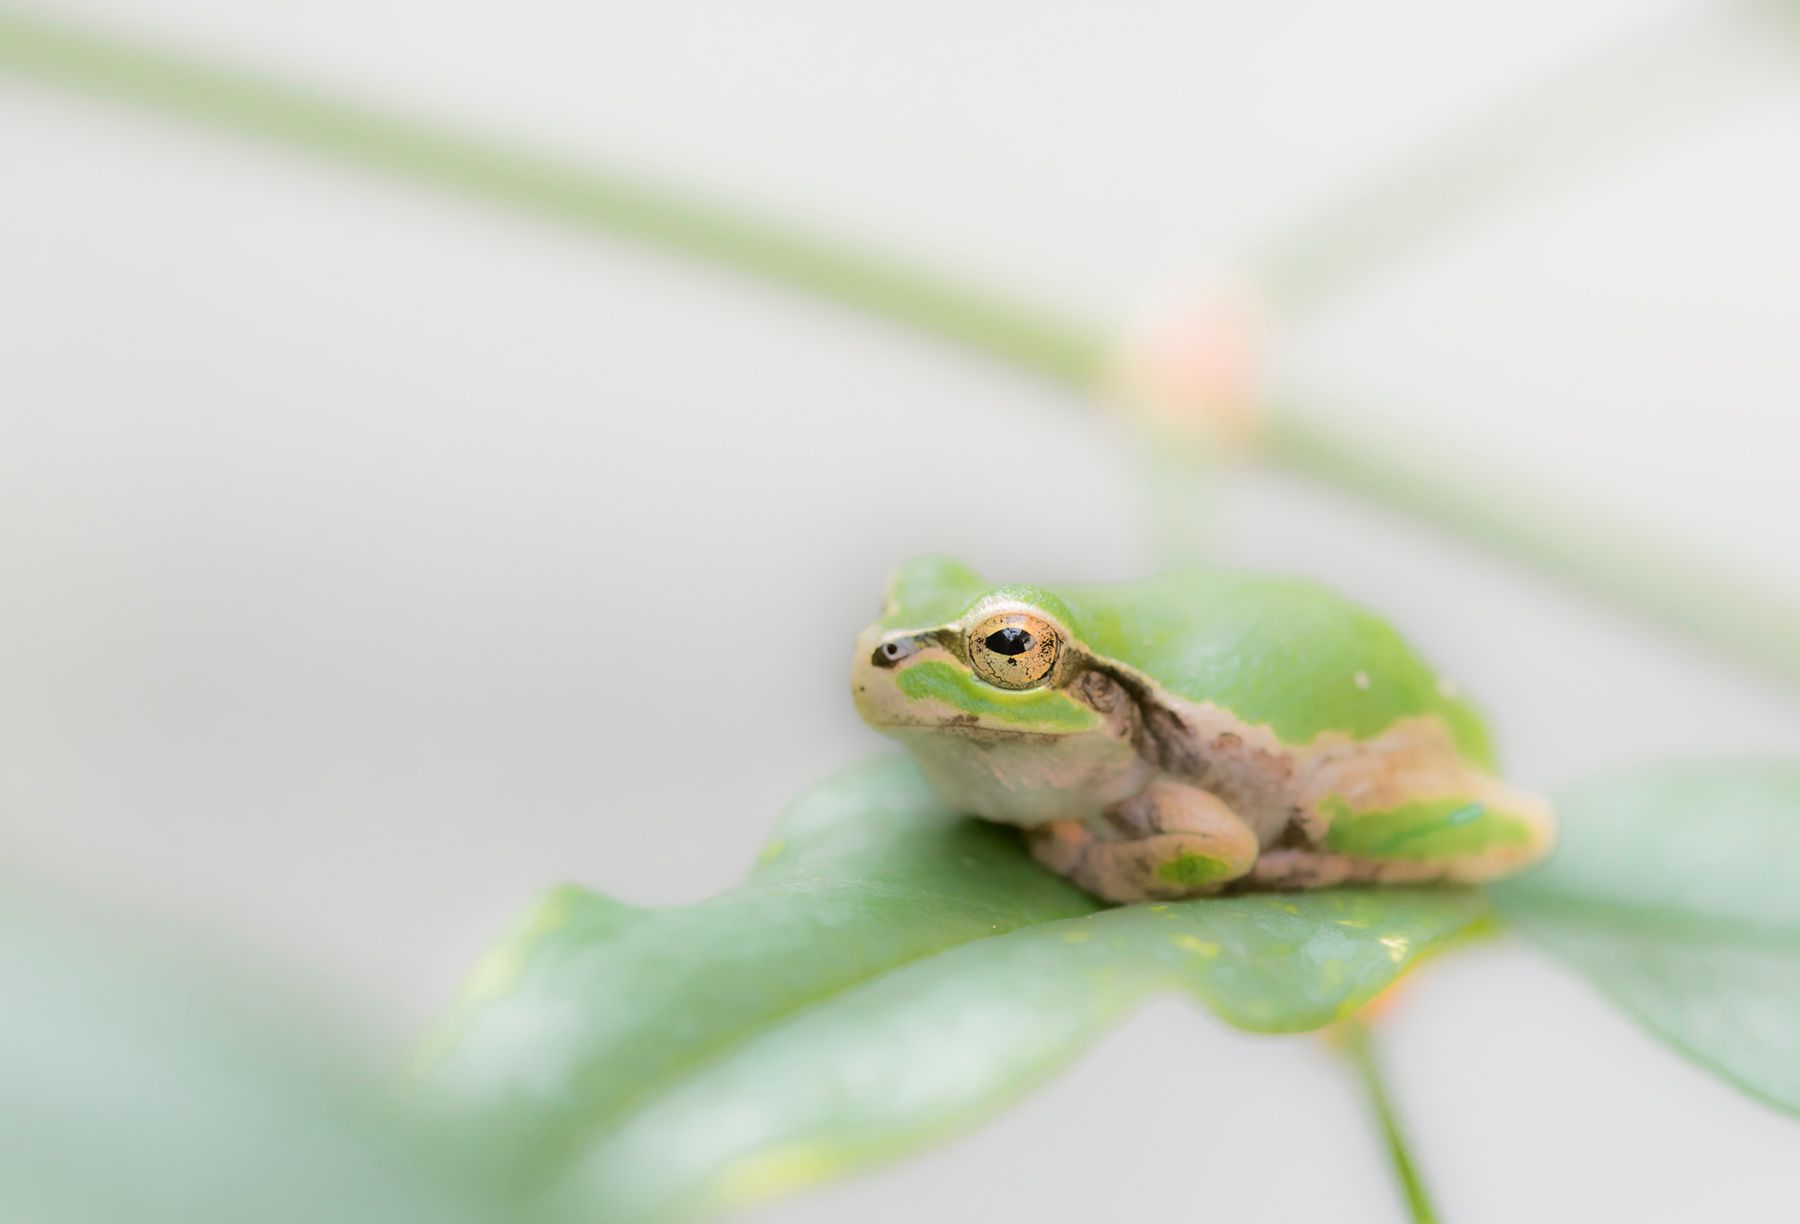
[878,718,1073,744]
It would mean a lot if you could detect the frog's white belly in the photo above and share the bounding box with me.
[891,724,1153,826]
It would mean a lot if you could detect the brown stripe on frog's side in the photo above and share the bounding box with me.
[1067,651,1554,880]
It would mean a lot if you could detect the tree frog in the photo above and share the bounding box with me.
[852,556,1554,903]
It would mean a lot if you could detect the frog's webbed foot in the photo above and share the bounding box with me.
[1028,779,1258,903]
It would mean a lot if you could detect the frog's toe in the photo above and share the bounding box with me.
[1247,849,1442,889]
[1028,822,1255,904]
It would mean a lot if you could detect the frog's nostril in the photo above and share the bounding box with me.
[873,637,921,668]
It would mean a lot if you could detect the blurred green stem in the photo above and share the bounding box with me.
[1340,1019,1440,1224]
[0,10,1107,390]
[1265,411,1800,692]
[2,8,1796,692]
[1251,3,1765,315]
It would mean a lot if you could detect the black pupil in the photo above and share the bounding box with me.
[984,627,1035,657]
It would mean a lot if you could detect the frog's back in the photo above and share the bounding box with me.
[1055,571,1493,767]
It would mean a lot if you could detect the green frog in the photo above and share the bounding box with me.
[852,556,1553,903]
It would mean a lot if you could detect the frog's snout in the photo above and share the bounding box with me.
[852,626,950,732]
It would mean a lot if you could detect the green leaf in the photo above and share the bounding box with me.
[417,756,1487,1219]
[1493,762,1800,1117]
[0,884,552,1224]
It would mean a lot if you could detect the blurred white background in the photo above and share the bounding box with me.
[3,1,1799,1220]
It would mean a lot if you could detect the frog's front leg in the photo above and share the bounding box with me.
[1028,778,1259,903]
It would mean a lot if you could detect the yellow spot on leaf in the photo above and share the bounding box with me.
[409,888,582,1074]
[1353,670,1371,691]
[1335,917,1370,929]
[716,1145,841,1206]
[757,838,787,865]
[1061,929,1092,943]
[1379,934,1410,963]
[1172,934,1221,957]
[459,948,516,1006]
[456,889,579,1007]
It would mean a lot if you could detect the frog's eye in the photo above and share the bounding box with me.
[966,612,1060,690]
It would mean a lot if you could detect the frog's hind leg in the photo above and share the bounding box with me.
[1249,775,1555,889]
[1246,848,1443,889]
[1028,778,1259,903]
